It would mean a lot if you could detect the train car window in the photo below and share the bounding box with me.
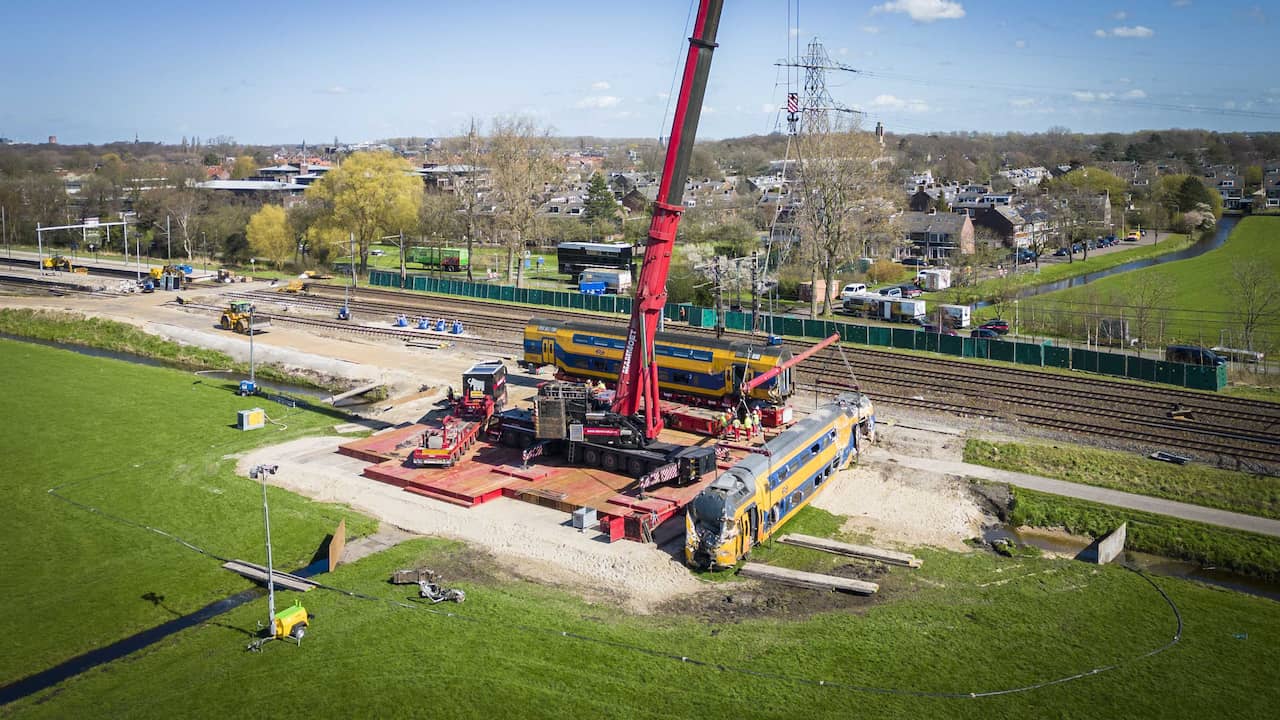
[810,443,821,456]
[791,491,804,505]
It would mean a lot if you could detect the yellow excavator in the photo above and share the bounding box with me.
[41,255,74,271]
[219,301,271,334]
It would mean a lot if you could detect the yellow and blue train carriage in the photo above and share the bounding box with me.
[684,392,875,570]
[522,318,794,406]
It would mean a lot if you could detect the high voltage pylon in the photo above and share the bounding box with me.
[774,37,863,135]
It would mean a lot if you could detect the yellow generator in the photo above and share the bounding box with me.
[273,601,309,642]
[219,301,271,334]
[283,279,305,293]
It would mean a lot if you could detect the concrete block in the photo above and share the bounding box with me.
[1094,522,1127,564]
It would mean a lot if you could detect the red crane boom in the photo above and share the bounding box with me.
[611,0,724,440]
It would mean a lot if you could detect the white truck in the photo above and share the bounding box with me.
[577,268,632,294]
[938,304,971,328]
[918,268,952,291]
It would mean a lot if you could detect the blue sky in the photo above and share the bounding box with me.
[1,0,1276,144]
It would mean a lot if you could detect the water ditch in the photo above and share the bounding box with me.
[982,523,1280,602]
[975,216,1240,308]
[0,559,329,706]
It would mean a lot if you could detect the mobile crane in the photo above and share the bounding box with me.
[499,0,724,483]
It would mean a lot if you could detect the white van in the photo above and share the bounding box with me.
[840,283,868,301]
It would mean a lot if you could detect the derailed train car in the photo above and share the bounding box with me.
[685,392,876,570]
[523,318,794,407]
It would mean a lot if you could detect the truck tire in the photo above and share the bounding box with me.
[627,457,645,478]
[220,316,231,330]
[583,447,601,467]
[602,452,618,472]
[517,433,532,450]
[501,430,517,447]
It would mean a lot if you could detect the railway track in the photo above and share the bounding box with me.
[219,283,1280,470]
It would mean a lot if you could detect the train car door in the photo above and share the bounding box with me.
[746,505,760,550]
[542,339,556,365]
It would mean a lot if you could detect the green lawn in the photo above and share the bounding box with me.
[920,232,1194,307]
[1014,216,1280,344]
[6,338,1280,717]
[965,439,1280,521]
[0,339,375,686]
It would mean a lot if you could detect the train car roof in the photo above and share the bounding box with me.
[556,242,633,251]
[732,395,862,477]
[528,317,788,358]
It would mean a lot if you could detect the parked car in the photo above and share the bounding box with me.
[897,284,923,298]
[877,286,902,297]
[979,319,1010,334]
[920,323,958,336]
[900,257,929,267]
[839,283,868,301]
[1124,232,1140,242]
[1052,247,1069,257]
[970,328,1001,339]
[1165,345,1226,367]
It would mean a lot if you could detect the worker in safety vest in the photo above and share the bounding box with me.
[732,418,742,440]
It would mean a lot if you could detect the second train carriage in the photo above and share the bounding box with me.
[684,392,876,570]
[523,317,794,407]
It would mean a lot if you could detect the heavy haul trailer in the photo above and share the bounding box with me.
[522,318,794,408]
[411,362,506,467]
[406,246,469,272]
[492,381,716,481]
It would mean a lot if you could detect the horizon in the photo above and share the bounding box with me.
[2,0,1277,145]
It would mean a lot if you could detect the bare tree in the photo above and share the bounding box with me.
[1127,274,1168,357]
[487,116,558,287]
[795,114,898,316]
[1232,260,1280,352]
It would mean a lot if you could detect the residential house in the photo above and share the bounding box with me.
[972,206,1032,248]
[996,166,1049,189]
[900,210,974,261]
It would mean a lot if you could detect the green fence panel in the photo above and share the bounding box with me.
[500,286,515,302]
[570,294,585,309]
[1126,356,1157,382]
[528,289,544,306]
[891,328,916,349]
[868,326,891,347]
[987,340,1015,363]
[1014,342,1042,366]
[618,297,632,314]
[966,338,985,358]
[412,276,426,291]
[798,319,819,338]
[1154,361,1183,386]
[583,294,599,312]
[1044,346,1071,368]
[723,311,745,331]
[1098,352,1126,377]
[1071,348,1096,372]
[918,331,940,353]
[939,334,964,357]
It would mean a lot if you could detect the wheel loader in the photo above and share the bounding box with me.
[219,301,271,334]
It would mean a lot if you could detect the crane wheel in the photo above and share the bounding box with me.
[583,448,601,467]
[602,452,618,472]
[627,457,645,478]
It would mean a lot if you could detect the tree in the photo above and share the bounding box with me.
[1230,260,1280,357]
[1243,165,1263,195]
[582,172,619,227]
[246,204,292,269]
[487,116,558,286]
[305,151,422,275]
[1175,175,1214,213]
[795,115,898,316]
[231,156,258,180]
[1127,273,1168,356]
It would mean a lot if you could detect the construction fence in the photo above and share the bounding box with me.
[368,271,1227,392]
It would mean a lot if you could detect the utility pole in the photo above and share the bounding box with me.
[4,206,10,266]
[166,215,171,262]
[750,251,759,336]
[714,258,724,339]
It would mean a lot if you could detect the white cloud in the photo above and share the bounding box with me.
[1113,10,1128,20]
[1009,98,1037,107]
[761,103,777,114]
[591,81,610,90]
[1118,77,1132,84]
[871,0,965,23]
[319,85,350,95]
[575,95,621,109]
[838,47,849,56]
[861,25,881,34]
[1014,39,1027,48]
[1110,25,1154,37]
[1094,29,1108,37]
[1072,91,1117,102]
[1123,89,1147,98]
[871,94,930,112]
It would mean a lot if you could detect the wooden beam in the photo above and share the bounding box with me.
[778,533,922,568]
[738,563,878,595]
[325,382,383,405]
[222,560,316,592]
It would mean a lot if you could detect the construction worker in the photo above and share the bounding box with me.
[732,417,742,441]
[742,413,753,440]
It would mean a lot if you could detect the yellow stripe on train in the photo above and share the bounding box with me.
[522,317,795,406]
[684,392,876,570]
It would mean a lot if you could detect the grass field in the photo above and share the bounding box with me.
[1016,216,1280,344]
[0,339,375,686]
[964,439,1280,520]
[6,339,1280,717]
[920,232,1194,308]
[1008,486,1280,581]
